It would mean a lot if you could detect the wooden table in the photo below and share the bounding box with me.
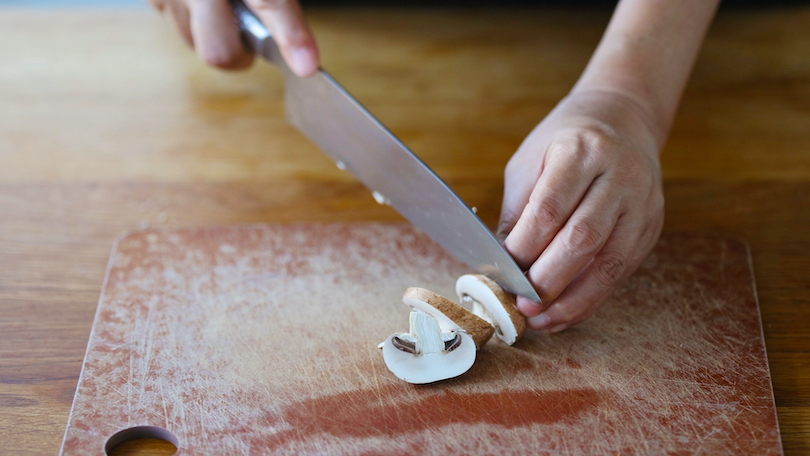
[1,5,808,455]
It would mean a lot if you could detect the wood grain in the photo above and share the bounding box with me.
[0,4,808,455]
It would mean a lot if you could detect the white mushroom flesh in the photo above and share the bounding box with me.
[382,311,476,384]
[402,296,463,333]
[461,295,495,327]
[410,311,444,354]
[456,274,519,345]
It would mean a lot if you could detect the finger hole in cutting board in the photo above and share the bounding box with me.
[105,426,178,456]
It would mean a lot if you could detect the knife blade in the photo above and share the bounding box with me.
[231,0,541,302]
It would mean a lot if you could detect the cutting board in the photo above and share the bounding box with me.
[60,224,782,455]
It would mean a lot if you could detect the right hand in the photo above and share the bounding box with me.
[147,0,320,76]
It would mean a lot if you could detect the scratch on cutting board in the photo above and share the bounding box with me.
[59,227,781,455]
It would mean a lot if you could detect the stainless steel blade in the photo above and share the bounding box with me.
[231,0,541,302]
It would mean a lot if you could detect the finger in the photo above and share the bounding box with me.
[502,137,602,271]
[153,0,194,48]
[528,213,650,331]
[545,300,602,334]
[516,294,547,318]
[497,151,543,242]
[525,176,622,304]
[246,0,320,77]
[188,0,254,70]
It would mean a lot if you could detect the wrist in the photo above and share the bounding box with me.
[569,0,721,153]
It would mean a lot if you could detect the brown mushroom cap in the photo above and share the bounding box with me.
[456,274,527,345]
[403,287,495,349]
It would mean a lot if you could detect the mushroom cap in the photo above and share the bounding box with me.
[402,287,495,348]
[381,331,476,384]
[455,274,527,345]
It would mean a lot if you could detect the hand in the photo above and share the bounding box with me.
[498,90,664,333]
[147,0,320,76]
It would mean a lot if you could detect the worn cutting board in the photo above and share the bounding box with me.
[60,224,782,455]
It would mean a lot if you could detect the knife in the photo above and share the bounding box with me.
[230,0,541,302]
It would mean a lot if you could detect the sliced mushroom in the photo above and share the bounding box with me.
[402,287,495,348]
[382,310,476,384]
[455,274,527,345]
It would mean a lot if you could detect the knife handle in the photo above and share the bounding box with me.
[229,0,283,66]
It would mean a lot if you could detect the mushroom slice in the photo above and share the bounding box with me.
[455,274,527,345]
[382,311,476,384]
[402,287,495,348]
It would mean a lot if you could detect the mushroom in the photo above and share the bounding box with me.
[402,287,495,348]
[455,274,527,345]
[381,310,476,384]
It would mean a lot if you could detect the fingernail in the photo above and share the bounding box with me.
[289,47,317,77]
[529,313,551,330]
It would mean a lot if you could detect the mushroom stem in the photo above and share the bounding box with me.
[403,287,495,349]
[410,311,444,355]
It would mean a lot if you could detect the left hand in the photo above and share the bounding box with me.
[497,90,665,333]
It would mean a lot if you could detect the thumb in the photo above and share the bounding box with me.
[244,0,320,77]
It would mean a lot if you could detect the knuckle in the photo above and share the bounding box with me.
[546,137,589,168]
[527,194,567,229]
[547,126,617,169]
[546,136,579,158]
[577,125,615,153]
[592,252,627,287]
[579,306,599,323]
[200,48,243,69]
[550,302,581,323]
[497,211,519,235]
[562,218,604,254]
